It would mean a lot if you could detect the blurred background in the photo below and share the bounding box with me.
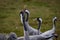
[0,0,60,40]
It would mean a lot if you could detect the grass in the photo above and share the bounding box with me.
[0,0,60,39]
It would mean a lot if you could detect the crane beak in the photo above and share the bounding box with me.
[55,19,57,21]
[33,18,37,21]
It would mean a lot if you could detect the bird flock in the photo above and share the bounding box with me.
[0,9,58,40]
[18,9,58,40]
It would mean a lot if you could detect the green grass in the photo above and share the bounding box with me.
[0,0,60,39]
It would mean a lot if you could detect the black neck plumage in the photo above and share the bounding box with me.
[54,20,56,27]
[22,12,27,31]
[37,21,41,30]
[26,13,29,22]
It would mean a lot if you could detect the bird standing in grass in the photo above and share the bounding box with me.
[19,11,58,40]
[20,8,42,35]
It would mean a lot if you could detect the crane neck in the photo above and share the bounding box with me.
[37,21,41,30]
[52,20,56,30]
[20,14,23,24]
[24,9,29,22]
[25,13,29,22]
[23,14,27,31]
[20,11,27,31]
[22,10,30,40]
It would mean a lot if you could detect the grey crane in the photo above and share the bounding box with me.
[20,9,42,35]
[0,34,7,40]
[39,17,58,40]
[7,32,18,40]
[18,11,58,40]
